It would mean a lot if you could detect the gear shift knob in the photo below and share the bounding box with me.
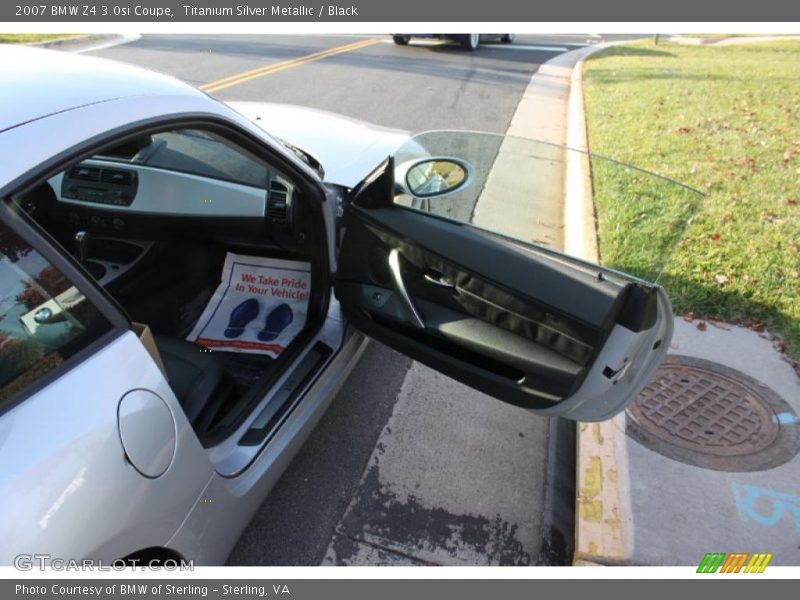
[74,230,91,265]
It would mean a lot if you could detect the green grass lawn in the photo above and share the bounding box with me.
[0,34,80,44]
[584,40,800,361]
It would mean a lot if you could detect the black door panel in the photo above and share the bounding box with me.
[335,202,641,409]
[352,207,626,328]
[334,156,670,416]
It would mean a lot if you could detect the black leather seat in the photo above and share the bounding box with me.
[154,336,234,436]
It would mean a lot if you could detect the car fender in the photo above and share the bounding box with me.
[227,102,415,188]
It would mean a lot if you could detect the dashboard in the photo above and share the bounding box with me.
[46,158,297,235]
[51,160,271,218]
[14,131,310,288]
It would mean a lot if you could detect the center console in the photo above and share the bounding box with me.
[73,233,152,287]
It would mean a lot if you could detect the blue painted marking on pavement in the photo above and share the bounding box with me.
[774,412,800,425]
[732,482,800,532]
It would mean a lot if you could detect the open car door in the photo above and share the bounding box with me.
[335,132,702,421]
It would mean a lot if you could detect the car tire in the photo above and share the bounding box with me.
[460,34,480,51]
[393,35,411,46]
[501,34,514,44]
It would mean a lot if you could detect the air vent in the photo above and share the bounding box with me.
[100,169,134,186]
[62,164,138,206]
[267,181,291,227]
[69,166,101,183]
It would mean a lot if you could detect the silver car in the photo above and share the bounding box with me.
[0,45,686,565]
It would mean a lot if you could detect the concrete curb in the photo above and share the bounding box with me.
[563,50,599,261]
[23,34,139,53]
[563,45,636,567]
[24,34,105,49]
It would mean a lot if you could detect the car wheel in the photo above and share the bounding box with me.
[501,34,514,44]
[393,35,411,46]
[460,34,480,51]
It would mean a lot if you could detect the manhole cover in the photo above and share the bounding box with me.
[626,355,800,471]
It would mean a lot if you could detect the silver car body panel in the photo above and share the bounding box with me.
[0,45,203,134]
[167,330,369,565]
[227,102,411,189]
[207,296,349,477]
[0,333,214,563]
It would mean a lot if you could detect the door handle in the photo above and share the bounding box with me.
[424,270,455,289]
[388,248,425,329]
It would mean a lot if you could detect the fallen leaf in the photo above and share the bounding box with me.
[788,198,797,206]
[682,312,695,322]
[710,233,721,242]
[714,274,730,285]
[708,319,732,331]
[696,322,707,331]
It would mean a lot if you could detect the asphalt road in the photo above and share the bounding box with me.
[89,33,633,565]
[93,34,593,132]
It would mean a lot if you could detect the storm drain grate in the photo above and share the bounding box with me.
[626,355,800,471]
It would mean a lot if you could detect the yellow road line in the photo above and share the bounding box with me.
[200,38,380,93]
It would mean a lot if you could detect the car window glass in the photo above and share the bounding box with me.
[98,129,269,189]
[392,131,703,284]
[0,221,112,405]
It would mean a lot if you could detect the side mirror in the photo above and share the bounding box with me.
[396,158,472,199]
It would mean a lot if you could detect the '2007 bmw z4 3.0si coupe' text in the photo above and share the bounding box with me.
[0,46,700,565]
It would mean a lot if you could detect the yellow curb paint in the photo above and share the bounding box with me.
[574,415,633,564]
[580,456,603,497]
[578,456,604,523]
[201,38,380,93]
[592,423,604,445]
[578,499,603,523]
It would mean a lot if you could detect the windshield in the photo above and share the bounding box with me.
[392,131,704,284]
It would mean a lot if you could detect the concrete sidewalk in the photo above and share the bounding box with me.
[627,318,800,565]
